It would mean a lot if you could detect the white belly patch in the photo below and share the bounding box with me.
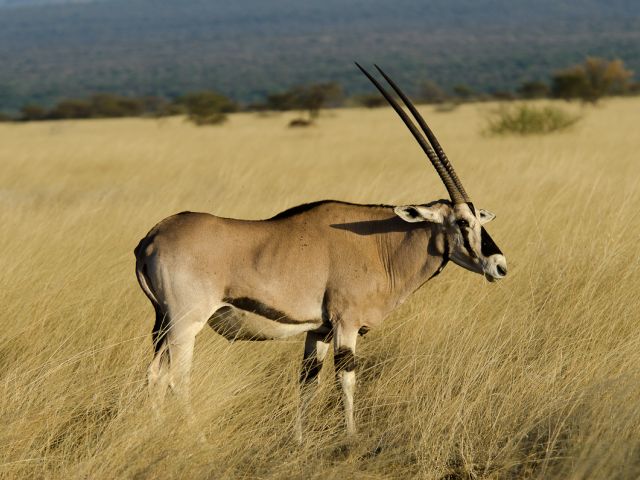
[208,302,322,341]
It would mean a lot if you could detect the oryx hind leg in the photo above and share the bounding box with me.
[141,270,218,421]
[162,301,215,421]
[147,303,171,416]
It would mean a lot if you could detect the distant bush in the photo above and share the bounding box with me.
[485,104,581,135]
[452,84,475,101]
[490,90,517,101]
[518,80,550,99]
[48,98,93,119]
[552,58,633,103]
[18,93,169,121]
[138,96,180,117]
[419,80,447,104]
[87,93,145,118]
[177,91,237,125]
[20,104,48,121]
[255,82,343,124]
[293,82,343,119]
[352,93,387,108]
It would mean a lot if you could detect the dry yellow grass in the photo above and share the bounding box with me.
[0,99,639,479]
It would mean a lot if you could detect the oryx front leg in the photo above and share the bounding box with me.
[295,330,331,443]
[334,322,358,436]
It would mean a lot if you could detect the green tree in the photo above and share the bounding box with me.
[20,104,48,121]
[419,80,447,104]
[48,99,93,119]
[260,82,343,125]
[89,93,144,117]
[491,90,516,101]
[518,81,550,99]
[291,82,343,120]
[452,84,474,101]
[263,91,299,111]
[179,91,237,125]
[551,67,587,100]
[552,58,634,103]
[353,93,386,108]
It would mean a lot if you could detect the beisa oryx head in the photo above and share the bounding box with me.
[357,63,508,282]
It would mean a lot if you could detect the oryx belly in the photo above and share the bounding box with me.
[208,298,323,341]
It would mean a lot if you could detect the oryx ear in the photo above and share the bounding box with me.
[394,205,444,224]
[478,209,496,224]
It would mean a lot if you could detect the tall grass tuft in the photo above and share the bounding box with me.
[485,103,581,135]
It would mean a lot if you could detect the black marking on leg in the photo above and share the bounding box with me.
[223,296,319,325]
[334,347,356,372]
[151,300,170,353]
[300,357,323,384]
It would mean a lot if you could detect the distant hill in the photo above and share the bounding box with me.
[0,0,96,6]
[0,0,639,111]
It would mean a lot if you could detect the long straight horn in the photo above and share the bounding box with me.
[373,65,471,205]
[355,63,465,205]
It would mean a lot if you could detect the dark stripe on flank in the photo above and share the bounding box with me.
[480,227,502,257]
[223,296,319,325]
[334,347,356,372]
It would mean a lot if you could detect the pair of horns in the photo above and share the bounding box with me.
[356,63,470,206]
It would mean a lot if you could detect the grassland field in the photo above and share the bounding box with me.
[0,99,639,479]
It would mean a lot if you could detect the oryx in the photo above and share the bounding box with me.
[134,64,507,440]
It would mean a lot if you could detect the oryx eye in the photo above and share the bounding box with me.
[457,219,469,228]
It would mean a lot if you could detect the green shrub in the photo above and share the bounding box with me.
[484,103,581,136]
[257,82,343,120]
[178,91,237,125]
[48,99,93,119]
[552,58,633,103]
[352,93,387,108]
[20,104,48,121]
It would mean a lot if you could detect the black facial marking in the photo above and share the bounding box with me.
[334,347,356,372]
[467,202,476,215]
[480,227,503,257]
[300,357,323,384]
[428,234,450,281]
[223,296,318,325]
[459,225,477,259]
